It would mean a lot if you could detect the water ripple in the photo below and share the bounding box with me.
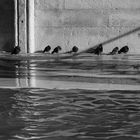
[0,88,139,139]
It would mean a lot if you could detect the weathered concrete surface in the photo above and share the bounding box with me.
[0,0,15,52]
[18,0,28,53]
[35,0,140,54]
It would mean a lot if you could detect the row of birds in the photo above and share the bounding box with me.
[11,44,129,55]
[36,44,129,55]
[85,44,129,55]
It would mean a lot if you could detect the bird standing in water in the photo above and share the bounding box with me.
[43,45,51,53]
[72,46,79,53]
[85,44,103,55]
[94,44,103,55]
[51,46,62,54]
[65,46,79,54]
[11,46,21,55]
[108,47,119,55]
[118,46,129,54]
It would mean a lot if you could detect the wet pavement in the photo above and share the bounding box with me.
[0,54,140,139]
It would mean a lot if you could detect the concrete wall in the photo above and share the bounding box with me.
[0,0,15,52]
[34,0,140,54]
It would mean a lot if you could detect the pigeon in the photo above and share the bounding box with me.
[43,45,51,53]
[11,46,21,55]
[65,46,79,54]
[108,47,119,55]
[94,44,103,55]
[51,46,62,54]
[118,46,129,54]
[85,44,103,55]
[72,46,79,53]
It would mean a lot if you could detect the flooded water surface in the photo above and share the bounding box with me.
[0,54,140,140]
[0,88,140,140]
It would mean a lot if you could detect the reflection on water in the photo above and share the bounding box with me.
[0,88,140,140]
[0,54,140,139]
[0,54,140,90]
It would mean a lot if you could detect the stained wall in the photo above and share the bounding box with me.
[34,0,140,53]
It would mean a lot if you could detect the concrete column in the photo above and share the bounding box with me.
[28,0,35,53]
[18,0,27,53]
[14,0,18,46]
[16,0,35,53]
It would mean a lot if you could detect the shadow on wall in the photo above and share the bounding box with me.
[2,40,15,52]
[79,26,140,54]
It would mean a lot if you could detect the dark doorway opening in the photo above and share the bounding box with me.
[0,0,15,52]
